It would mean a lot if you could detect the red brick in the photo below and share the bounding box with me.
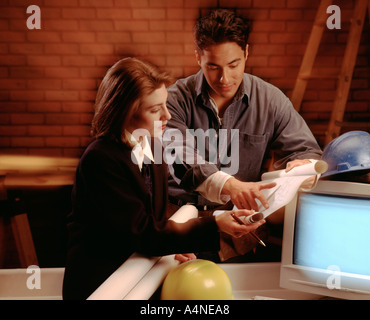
[270,33,302,44]
[29,148,63,157]
[166,32,193,43]
[9,43,44,54]
[80,44,114,55]
[27,55,62,66]
[79,90,97,102]
[43,0,78,6]
[62,79,97,90]
[46,114,81,125]
[253,0,285,7]
[62,102,94,113]
[150,44,183,55]
[0,101,27,112]
[27,32,62,43]
[28,102,62,113]
[97,32,131,43]
[45,137,80,147]
[287,0,320,8]
[62,32,96,43]
[80,67,107,79]
[252,21,286,32]
[269,56,302,67]
[114,0,148,7]
[149,20,183,31]
[0,137,10,147]
[133,9,166,20]
[10,67,44,78]
[149,0,183,7]
[28,125,63,136]
[63,125,91,136]
[12,137,45,147]
[62,56,96,67]
[80,0,114,6]
[132,32,165,43]
[45,90,79,101]
[10,90,44,101]
[0,79,26,89]
[0,7,25,19]
[45,43,79,54]
[43,19,79,31]
[11,113,44,124]
[96,8,132,19]
[80,20,115,31]
[62,8,96,19]
[44,67,79,79]
[250,44,285,55]
[247,56,269,67]
[270,9,303,20]
[1,55,26,65]
[184,0,217,7]
[253,67,286,79]
[115,20,149,31]
[27,79,62,90]
[0,125,27,136]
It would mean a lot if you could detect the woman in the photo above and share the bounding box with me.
[62,57,264,300]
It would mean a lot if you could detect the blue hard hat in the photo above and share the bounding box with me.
[322,131,370,177]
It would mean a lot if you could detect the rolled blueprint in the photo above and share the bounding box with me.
[261,160,328,181]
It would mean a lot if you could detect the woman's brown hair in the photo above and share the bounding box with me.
[91,57,172,144]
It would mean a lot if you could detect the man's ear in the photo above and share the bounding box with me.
[245,44,249,60]
[195,49,201,66]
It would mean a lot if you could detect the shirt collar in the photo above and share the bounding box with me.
[125,131,154,171]
[195,69,248,104]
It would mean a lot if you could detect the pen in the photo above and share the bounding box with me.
[230,212,266,247]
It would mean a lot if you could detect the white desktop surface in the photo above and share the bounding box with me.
[0,262,324,300]
[220,262,324,300]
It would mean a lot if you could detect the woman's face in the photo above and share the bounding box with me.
[128,84,171,137]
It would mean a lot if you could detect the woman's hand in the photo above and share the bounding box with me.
[215,209,265,238]
[174,253,197,263]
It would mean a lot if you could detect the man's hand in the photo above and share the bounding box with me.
[285,159,311,172]
[221,177,276,211]
[286,159,315,189]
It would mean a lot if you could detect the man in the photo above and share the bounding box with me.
[165,9,322,215]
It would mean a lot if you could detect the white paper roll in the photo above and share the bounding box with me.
[261,160,328,181]
[87,253,161,300]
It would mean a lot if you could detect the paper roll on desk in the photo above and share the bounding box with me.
[87,204,198,300]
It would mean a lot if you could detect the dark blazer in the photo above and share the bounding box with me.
[62,137,220,300]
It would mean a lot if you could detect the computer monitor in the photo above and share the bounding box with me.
[280,180,370,300]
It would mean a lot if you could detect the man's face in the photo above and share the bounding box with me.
[195,42,248,104]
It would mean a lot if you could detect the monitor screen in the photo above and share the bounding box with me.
[294,193,370,277]
[280,180,370,300]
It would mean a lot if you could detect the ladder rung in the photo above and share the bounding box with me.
[335,121,370,128]
[298,73,339,80]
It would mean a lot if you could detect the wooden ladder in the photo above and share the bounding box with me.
[290,0,369,146]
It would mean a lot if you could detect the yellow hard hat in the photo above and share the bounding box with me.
[161,259,234,300]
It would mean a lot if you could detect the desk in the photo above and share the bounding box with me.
[0,155,78,267]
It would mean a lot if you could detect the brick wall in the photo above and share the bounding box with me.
[0,0,369,157]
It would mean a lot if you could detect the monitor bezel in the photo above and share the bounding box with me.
[280,180,370,300]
